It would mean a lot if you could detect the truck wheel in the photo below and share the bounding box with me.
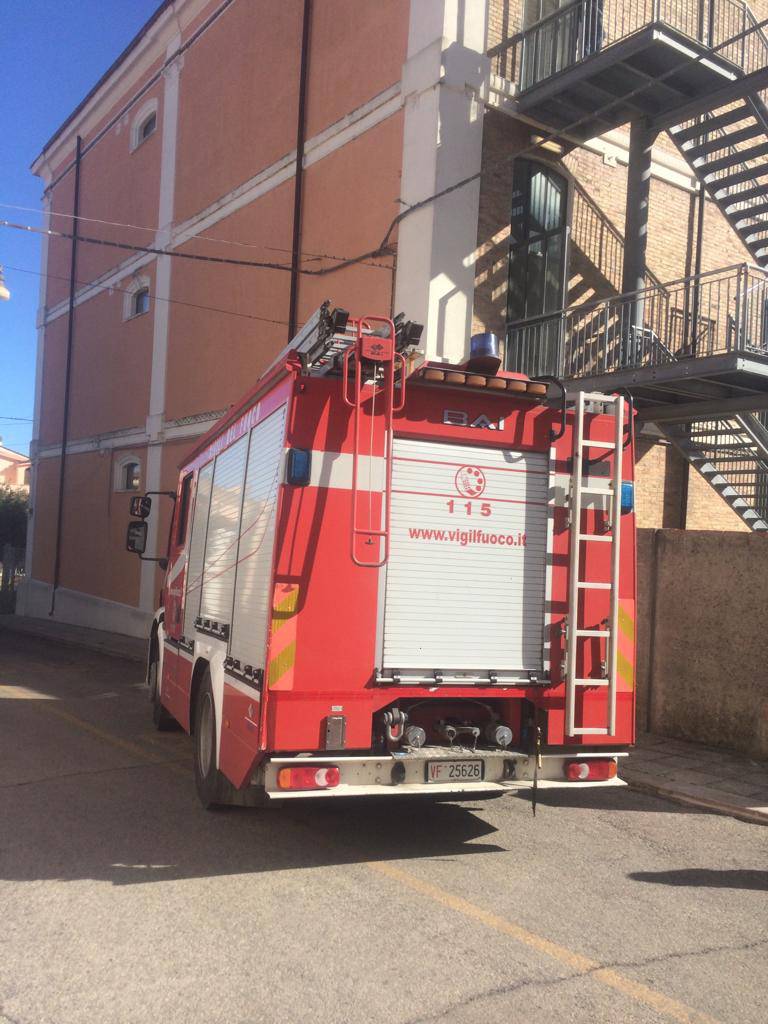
[149,650,175,732]
[193,670,231,809]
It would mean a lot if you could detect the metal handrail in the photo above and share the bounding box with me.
[506,263,768,378]
[490,0,768,94]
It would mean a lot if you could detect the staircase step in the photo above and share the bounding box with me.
[686,123,763,160]
[737,223,768,242]
[702,142,768,177]
[710,165,768,191]
[729,201,768,221]
[671,104,751,144]
[722,183,768,207]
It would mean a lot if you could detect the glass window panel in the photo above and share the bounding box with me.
[544,233,564,311]
[525,240,546,318]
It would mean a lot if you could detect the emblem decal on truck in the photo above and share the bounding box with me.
[443,409,505,430]
[454,466,486,498]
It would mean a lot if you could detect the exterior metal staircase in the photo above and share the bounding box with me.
[667,3,768,267]
[670,99,768,267]
[661,413,768,530]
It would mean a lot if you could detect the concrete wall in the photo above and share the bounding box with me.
[637,529,768,760]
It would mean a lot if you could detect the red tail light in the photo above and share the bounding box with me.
[277,765,341,791]
[564,759,617,782]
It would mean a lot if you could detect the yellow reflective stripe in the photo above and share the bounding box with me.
[268,640,296,688]
[272,588,299,626]
[618,605,635,642]
[617,650,634,691]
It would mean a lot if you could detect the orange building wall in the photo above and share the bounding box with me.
[304,0,409,138]
[44,63,164,309]
[38,278,154,446]
[31,449,144,605]
[173,0,303,225]
[164,182,295,421]
[293,111,404,323]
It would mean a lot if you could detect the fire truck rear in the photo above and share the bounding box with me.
[126,304,636,807]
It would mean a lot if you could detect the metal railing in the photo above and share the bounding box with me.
[571,182,666,294]
[507,263,768,378]
[490,0,763,94]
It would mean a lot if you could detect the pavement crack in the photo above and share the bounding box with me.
[604,935,768,972]
[400,970,586,1024]
[0,759,191,790]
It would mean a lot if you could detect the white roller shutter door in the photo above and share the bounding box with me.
[183,461,214,639]
[230,405,287,669]
[382,438,549,675]
[200,435,248,625]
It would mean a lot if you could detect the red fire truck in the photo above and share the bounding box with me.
[127,304,636,807]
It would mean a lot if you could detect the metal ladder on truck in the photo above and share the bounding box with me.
[267,303,420,566]
[565,391,625,737]
[342,316,407,567]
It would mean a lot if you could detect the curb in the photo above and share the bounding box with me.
[624,776,768,827]
[0,617,146,665]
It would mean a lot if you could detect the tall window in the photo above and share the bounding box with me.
[507,160,569,373]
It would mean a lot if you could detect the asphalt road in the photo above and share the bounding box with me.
[1,629,766,1024]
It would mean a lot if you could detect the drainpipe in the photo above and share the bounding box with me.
[287,0,312,341]
[50,134,82,616]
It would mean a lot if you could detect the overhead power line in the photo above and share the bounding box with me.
[2,263,289,327]
[3,262,290,325]
[0,202,395,270]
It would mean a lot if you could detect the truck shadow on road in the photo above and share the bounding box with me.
[0,770,510,886]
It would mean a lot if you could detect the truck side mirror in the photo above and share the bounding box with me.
[126,520,148,555]
[130,495,152,518]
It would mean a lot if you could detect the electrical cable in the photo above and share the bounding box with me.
[0,202,394,269]
[1,263,289,326]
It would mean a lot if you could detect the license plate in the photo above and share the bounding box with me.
[426,760,483,783]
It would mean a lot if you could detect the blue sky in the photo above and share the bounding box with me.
[1,1,161,455]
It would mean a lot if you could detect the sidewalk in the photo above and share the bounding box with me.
[0,613,146,664]
[621,733,768,826]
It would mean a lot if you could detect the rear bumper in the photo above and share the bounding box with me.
[261,748,628,800]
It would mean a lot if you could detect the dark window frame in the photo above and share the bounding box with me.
[140,112,157,142]
[132,287,150,317]
[176,473,193,547]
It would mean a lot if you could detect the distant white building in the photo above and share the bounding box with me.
[0,444,30,493]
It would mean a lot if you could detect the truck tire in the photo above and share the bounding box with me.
[193,669,233,809]
[149,649,175,731]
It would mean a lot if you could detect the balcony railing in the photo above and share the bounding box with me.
[571,182,666,295]
[507,263,768,379]
[489,0,761,95]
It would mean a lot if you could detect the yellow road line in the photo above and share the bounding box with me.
[34,704,190,778]
[34,701,722,1024]
[366,862,722,1024]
